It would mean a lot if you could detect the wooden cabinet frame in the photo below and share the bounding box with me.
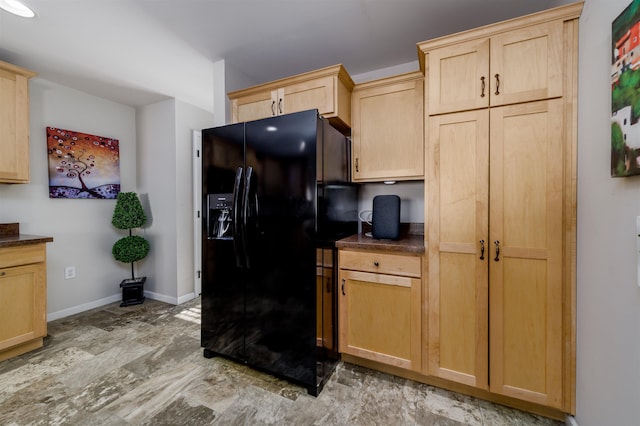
[0,243,48,361]
[0,60,36,183]
[228,64,354,132]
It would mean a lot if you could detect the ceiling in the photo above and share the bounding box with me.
[0,0,578,113]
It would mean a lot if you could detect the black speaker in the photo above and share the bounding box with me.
[372,195,401,240]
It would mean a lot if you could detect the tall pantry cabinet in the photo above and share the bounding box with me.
[420,2,581,413]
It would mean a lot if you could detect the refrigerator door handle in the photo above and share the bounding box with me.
[232,167,244,268]
[242,166,255,269]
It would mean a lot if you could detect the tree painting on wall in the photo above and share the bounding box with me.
[46,127,121,198]
[612,0,640,177]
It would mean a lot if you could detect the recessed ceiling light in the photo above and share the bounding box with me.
[0,0,35,18]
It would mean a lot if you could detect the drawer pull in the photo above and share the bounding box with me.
[0,271,5,276]
[373,261,379,267]
[341,279,346,296]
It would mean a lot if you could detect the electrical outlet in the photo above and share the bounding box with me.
[64,266,76,280]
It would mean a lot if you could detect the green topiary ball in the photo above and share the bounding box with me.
[112,235,150,263]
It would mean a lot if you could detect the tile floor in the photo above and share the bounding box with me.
[0,297,564,425]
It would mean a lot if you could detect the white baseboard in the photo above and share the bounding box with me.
[177,292,197,305]
[47,293,121,321]
[566,415,579,426]
[47,290,196,322]
[143,290,177,305]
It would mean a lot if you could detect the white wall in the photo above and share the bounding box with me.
[136,100,176,301]
[576,1,640,424]
[351,61,420,84]
[0,78,137,320]
[136,98,213,304]
[175,100,215,301]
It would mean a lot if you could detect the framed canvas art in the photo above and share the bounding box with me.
[612,0,640,177]
[46,127,121,198]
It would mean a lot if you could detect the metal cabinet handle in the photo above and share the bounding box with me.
[479,240,485,260]
[355,158,359,173]
[480,76,486,98]
[0,271,5,276]
[278,98,283,114]
[373,261,379,267]
[271,100,276,116]
[494,240,500,261]
[494,74,500,95]
[341,278,346,296]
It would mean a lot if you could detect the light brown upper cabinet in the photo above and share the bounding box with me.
[0,60,36,184]
[351,72,424,182]
[228,64,354,132]
[425,20,563,115]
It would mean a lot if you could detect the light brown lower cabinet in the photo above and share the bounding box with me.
[0,243,48,361]
[338,249,422,372]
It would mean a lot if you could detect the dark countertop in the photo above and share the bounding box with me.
[0,223,53,248]
[336,233,425,254]
[0,234,54,248]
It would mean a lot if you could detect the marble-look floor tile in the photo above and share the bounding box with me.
[0,346,93,403]
[142,395,217,425]
[99,362,206,424]
[415,384,484,426]
[0,297,565,425]
[70,367,145,413]
[212,385,294,425]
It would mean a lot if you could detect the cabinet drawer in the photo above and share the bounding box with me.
[339,250,421,278]
[0,244,46,269]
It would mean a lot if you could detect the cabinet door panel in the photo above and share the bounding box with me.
[232,89,276,123]
[0,71,30,182]
[352,76,424,181]
[427,110,489,388]
[282,76,333,115]
[0,263,46,351]
[489,99,563,408]
[339,268,421,371]
[428,39,489,115]
[490,21,563,106]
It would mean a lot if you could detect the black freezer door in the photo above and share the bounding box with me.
[242,110,319,387]
[201,122,246,362]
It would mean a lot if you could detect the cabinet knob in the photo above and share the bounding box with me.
[373,261,379,267]
[0,271,4,276]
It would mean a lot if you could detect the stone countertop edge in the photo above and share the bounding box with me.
[336,233,425,254]
[0,234,54,248]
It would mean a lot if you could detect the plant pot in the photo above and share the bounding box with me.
[119,276,146,307]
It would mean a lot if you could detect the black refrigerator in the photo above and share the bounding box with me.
[201,109,358,395]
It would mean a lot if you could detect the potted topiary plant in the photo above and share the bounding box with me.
[111,192,150,306]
